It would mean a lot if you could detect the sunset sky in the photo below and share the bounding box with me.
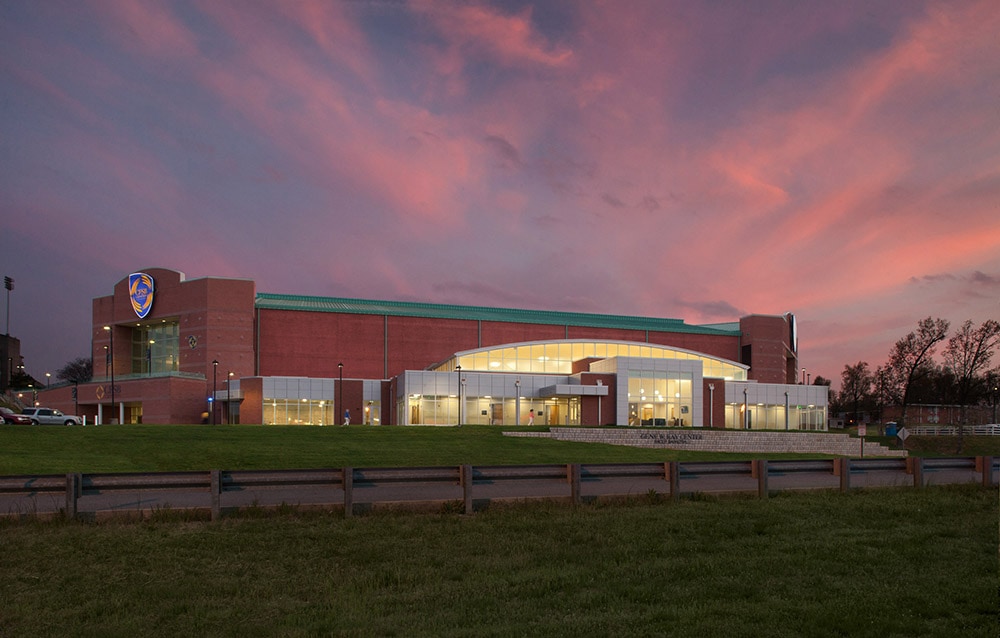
[2,0,998,388]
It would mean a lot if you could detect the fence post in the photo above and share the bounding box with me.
[667,462,679,501]
[65,473,80,519]
[756,460,769,499]
[911,457,924,488]
[568,463,581,505]
[342,467,353,518]
[462,464,473,514]
[210,470,222,521]
[839,458,851,493]
[980,456,994,488]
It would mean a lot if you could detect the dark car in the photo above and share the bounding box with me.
[0,407,32,424]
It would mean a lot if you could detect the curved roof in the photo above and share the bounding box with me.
[433,339,748,380]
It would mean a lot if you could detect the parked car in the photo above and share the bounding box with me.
[20,407,83,426]
[0,407,32,424]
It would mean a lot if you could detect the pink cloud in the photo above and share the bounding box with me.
[100,0,199,59]
[413,1,573,69]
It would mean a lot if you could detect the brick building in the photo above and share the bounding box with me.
[39,268,827,428]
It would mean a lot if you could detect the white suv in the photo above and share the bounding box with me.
[21,407,83,426]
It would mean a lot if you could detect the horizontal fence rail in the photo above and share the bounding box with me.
[907,425,1000,436]
[1,457,996,521]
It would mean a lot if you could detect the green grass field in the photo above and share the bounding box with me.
[3,423,999,475]
[1,486,995,637]
[1,424,997,636]
[0,423,851,475]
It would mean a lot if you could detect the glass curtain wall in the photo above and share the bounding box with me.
[262,399,334,425]
[724,403,827,430]
[399,393,579,426]
[627,371,693,426]
[131,321,180,376]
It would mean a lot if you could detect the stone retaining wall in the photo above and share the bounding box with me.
[504,427,907,457]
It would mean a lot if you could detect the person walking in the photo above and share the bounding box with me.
[343,409,350,426]
[527,409,534,425]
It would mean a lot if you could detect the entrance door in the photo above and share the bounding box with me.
[549,404,561,426]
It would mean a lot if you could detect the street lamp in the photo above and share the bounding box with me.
[338,362,344,425]
[784,391,790,431]
[515,377,521,427]
[743,386,749,430]
[45,372,50,387]
[103,326,115,423]
[147,339,155,376]
[455,364,462,426]
[212,360,219,425]
[708,383,715,428]
[227,371,233,424]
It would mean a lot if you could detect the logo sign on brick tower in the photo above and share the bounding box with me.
[129,272,155,319]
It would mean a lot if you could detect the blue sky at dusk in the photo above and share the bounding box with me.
[2,0,998,386]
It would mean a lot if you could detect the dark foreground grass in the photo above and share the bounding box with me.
[1,485,996,637]
[0,424,837,475]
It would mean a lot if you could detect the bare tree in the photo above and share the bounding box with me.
[840,361,873,428]
[943,319,1000,450]
[57,357,93,384]
[885,317,949,427]
[872,365,900,427]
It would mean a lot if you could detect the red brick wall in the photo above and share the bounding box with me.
[580,373,616,426]
[482,321,566,346]
[240,378,264,425]
[387,316,480,376]
[92,270,256,382]
[704,380,726,428]
[740,315,794,384]
[257,310,388,379]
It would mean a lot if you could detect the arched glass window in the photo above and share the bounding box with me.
[435,340,747,380]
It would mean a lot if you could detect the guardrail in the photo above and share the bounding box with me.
[1,456,996,521]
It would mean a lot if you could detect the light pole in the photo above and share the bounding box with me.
[801,368,806,385]
[784,391,790,431]
[45,372,50,387]
[212,360,218,425]
[227,371,233,424]
[4,275,13,336]
[147,339,155,376]
[743,386,749,430]
[708,383,715,428]
[455,365,462,426]
[103,325,115,423]
[515,377,521,426]
[338,362,344,425]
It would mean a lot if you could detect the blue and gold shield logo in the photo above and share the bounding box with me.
[129,272,155,319]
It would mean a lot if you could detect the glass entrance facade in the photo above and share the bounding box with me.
[130,321,180,375]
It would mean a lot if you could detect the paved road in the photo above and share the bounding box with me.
[1,464,993,519]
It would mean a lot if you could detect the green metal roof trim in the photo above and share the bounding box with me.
[256,293,741,336]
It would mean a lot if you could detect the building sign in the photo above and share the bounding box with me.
[129,272,155,319]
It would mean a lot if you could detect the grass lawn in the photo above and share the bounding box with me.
[0,424,859,475]
[1,485,996,637]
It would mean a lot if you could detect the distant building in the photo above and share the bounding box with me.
[0,334,23,395]
[38,268,827,429]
